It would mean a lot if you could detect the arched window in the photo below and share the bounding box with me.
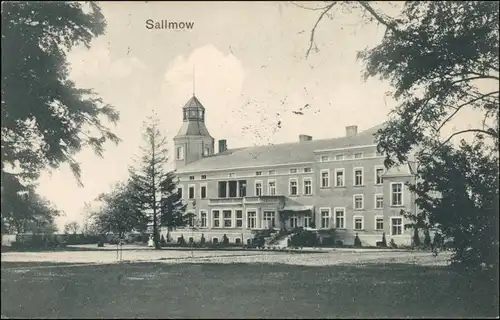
[183,110,187,120]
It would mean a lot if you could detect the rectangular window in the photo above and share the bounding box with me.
[247,211,256,229]
[263,211,275,228]
[189,176,195,180]
[218,181,227,198]
[268,180,276,196]
[177,187,183,199]
[321,170,330,188]
[187,212,195,227]
[289,216,298,228]
[256,171,262,176]
[268,170,276,176]
[212,210,220,228]
[304,167,312,173]
[304,215,312,228]
[354,216,364,230]
[200,211,207,228]
[188,185,195,199]
[303,178,312,195]
[228,181,238,198]
[391,183,403,206]
[375,217,384,231]
[375,194,384,209]
[255,181,262,196]
[353,194,364,210]
[201,175,207,180]
[354,152,363,159]
[320,208,330,229]
[236,210,243,228]
[176,146,184,160]
[354,168,364,186]
[238,180,247,197]
[391,217,403,235]
[335,208,345,229]
[375,167,384,185]
[335,154,344,161]
[290,168,297,173]
[320,155,329,162]
[223,210,232,228]
[200,185,207,199]
[289,179,298,196]
[335,169,345,187]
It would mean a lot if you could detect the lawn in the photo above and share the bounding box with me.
[1,262,498,319]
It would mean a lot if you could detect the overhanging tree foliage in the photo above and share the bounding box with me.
[303,1,499,268]
[1,2,120,232]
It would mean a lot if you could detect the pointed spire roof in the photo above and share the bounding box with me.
[182,95,205,110]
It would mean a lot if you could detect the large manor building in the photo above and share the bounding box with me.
[162,95,415,246]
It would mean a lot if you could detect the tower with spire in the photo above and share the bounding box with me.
[173,92,214,170]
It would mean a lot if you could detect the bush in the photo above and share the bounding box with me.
[413,228,421,248]
[177,235,186,245]
[222,234,229,245]
[390,238,398,248]
[424,229,432,248]
[290,230,318,248]
[433,232,443,250]
[354,233,362,248]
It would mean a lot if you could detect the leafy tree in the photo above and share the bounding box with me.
[92,181,147,240]
[1,173,61,234]
[304,1,499,269]
[2,1,120,184]
[1,2,120,233]
[160,172,188,231]
[63,221,80,234]
[128,113,187,249]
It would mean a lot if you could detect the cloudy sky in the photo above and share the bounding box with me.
[35,1,484,230]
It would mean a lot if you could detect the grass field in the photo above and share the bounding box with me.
[1,261,498,319]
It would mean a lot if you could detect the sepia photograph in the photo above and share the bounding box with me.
[1,1,499,318]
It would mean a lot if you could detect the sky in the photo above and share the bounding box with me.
[34,1,486,230]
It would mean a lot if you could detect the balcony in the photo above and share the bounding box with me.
[208,196,285,206]
[208,197,244,206]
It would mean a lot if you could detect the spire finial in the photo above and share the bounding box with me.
[193,65,195,97]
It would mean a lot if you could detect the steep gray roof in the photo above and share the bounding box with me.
[174,121,213,138]
[178,123,385,172]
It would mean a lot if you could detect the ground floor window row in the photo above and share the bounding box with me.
[191,209,405,236]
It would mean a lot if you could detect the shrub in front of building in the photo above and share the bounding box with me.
[354,233,362,248]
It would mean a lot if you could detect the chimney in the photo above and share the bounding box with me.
[218,139,227,153]
[299,134,313,142]
[345,125,358,137]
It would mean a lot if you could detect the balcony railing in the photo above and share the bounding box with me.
[208,197,244,205]
[208,196,285,206]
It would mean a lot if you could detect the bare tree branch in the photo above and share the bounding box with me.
[436,91,500,133]
[291,1,333,11]
[306,1,337,58]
